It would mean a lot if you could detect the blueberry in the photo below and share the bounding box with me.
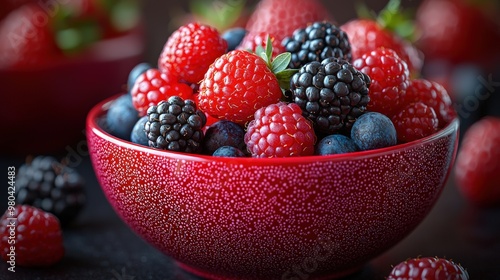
[202,120,246,155]
[127,62,153,91]
[106,94,139,140]
[130,116,149,146]
[351,112,397,151]
[316,134,358,155]
[213,146,246,157]
[222,27,247,51]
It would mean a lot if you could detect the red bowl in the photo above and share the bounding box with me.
[87,94,460,280]
[0,28,145,156]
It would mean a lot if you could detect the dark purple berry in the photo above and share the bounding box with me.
[130,116,149,146]
[351,112,397,151]
[203,120,246,155]
[128,62,153,91]
[222,27,248,51]
[316,134,358,155]
[106,94,140,140]
[213,146,246,157]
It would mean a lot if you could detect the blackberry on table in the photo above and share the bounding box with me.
[145,96,206,153]
[15,156,86,226]
[290,57,371,134]
[282,21,352,70]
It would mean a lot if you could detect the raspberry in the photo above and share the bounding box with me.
[198,50,283,124]
[1,205,64,267]
[244,102,316,158]
[392,102,439,143]
[282,21,352,69]
[15,156,86,226]
[237,31,284,58]
[353,48,410,117]
[158,22,227,84]
[131,69,194,116]
[402,79,455,127]
[289,57,371,134]
[388,257,469,280]
[144,96,206,153]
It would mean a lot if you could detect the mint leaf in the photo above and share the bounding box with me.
[271,52,291,73]
[275,69,299,90]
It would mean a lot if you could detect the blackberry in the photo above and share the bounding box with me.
[282,21,352,70]
[15,156,86,226]
[145,96,206,153]
[290,57,371,134]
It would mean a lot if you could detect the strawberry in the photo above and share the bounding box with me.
[387,257,469,280]
[0,3,58,69]
[245,0,332,43]
[198,39,296,124]
[341,0,423,75]
[455,117,500,207]
[158,22,228,84]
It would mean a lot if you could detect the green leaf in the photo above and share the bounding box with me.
[271,52,291,73]
[265,36,273,61]
[190,0,247,31]
[275,69,299,90]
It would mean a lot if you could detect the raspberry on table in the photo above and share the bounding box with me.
[350,112,397,151]
[387,257,469,280]
[244,102,316,158]
[158,22,227,84]
[353,47,410,117]
[289,57,371,134]
[15,156,86,226]
[392,102,439,143]
[282,21,352,69]
[0,205,64,267]
[145,96,207,153]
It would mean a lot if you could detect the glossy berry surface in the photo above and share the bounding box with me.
[130,116,149,146]
[245,102,316,157]
[0,205,64,266]
[131,69,193,116]
[15,156,86,226]
[212,146,246,157]
[351,112,397,151]
[198,50,282,124]
[387,257,469,280]
[316,134,358,155]
[353,48,410,117]
[106,94,140,140]
[127,62,153,91]
[158,22,227,84]
[202,120,246,155]
[455,117,500,207]
[222,27,247,51]
[392,102,439,143]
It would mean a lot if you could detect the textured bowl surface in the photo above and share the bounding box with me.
[0,28,144,156]
[87,95,459,280]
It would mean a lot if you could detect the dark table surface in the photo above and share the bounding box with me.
[1,153,499,280]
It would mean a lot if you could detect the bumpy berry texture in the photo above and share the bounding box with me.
[130,116,149,146]
[145,96,206,153]
[392,102,439,143]
[0,205,64,266]
[127,62,153,91]
[222,27,247,51]
[237,31,283,58]
[198,50,283,124]
[455,117,500,207]
[158,22,227,84]
[402,79,454,128]
[351,112,397,151]
[282,21,352,69]
[316,134,358,155]
[131,69,193,116]
[245,102,316,158]
[106,94,140,140]
[245,0,332,43]
[353,48,410,117]
[15,156,86,226]
[290,57,371,134]
[213,146,246,157]
[387,257,469,280]
[202,120,246,155]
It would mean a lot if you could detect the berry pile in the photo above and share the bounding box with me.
[104,0,455,159]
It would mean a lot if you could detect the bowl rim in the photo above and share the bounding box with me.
[87,94,460,164]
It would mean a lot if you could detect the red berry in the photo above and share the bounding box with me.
[158,22,227,84]
[237,31,284,58]
[388,257,469,280]
[245,0,332,43]
[244,102,316,158]
[455,117,500,207]
[197,50,282,124]
[353,48,410,117]
[392,102,439,143]
[402,79,455,128]
[341,19,422,75]
[131,69,193,116]
[1,205,64,267]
